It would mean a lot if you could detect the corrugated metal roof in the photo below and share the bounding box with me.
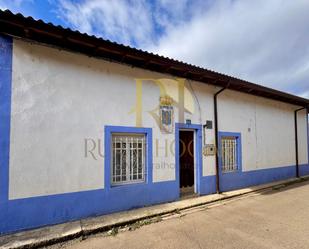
[0,9,308,108]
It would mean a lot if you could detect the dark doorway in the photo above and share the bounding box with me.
[179,130,195,196]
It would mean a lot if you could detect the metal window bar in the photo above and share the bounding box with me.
[111,134,146,185]
[221,136,238,173]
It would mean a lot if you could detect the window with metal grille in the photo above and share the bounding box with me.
[111,134,146,185]
[221,136,238,173]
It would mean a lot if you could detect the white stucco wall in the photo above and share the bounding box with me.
[183,81,217,176]
[9,38,309,199]
[297,109,309,165]
[218,90,308,171]
[9,39,179,199]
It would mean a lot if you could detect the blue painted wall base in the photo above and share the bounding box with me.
[219,164,306,192]
[300,164,309,177]
[200,175,217,195]
[0,180,179,235]
[194,164,309,195]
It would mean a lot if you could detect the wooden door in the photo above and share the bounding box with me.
[179,130,194,188]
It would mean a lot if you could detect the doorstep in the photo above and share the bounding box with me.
[1,176,308,249]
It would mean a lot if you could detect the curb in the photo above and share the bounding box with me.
[1,176,308,249]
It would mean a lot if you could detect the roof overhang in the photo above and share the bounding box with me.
[0,10,308,109]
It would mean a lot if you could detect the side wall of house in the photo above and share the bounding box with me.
[217,90,308,191]
[0,35,308,234]
[297,109,309,176]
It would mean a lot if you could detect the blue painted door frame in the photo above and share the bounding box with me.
[175,123,203,195]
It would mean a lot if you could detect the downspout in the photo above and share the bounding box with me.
[294,107,305,178]
[214,82,230,193]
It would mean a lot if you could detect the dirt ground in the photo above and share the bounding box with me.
[49,180,309,249]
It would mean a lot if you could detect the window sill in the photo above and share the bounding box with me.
[221,170,242,175]
[111,180,147,188]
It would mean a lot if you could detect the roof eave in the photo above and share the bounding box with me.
[0,10,308,108]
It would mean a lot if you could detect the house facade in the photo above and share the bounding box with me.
[0,10,308,234]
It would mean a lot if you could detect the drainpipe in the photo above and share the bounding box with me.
[214,82,230,193]
[294,107,305,178]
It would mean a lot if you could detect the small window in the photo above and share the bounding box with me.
[111,133,146,185]
[221,136,238,173]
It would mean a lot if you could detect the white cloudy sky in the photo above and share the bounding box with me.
[1,0,308,98]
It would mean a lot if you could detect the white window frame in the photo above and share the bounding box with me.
[111,133,146,186]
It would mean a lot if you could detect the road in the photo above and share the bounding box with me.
[50,180,309,249]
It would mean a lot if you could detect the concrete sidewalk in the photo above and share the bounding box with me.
[1,176,308,249]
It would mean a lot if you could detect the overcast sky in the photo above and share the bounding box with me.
[1,0,308,98]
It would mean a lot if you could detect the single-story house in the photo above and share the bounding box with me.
[0,10,308,235]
